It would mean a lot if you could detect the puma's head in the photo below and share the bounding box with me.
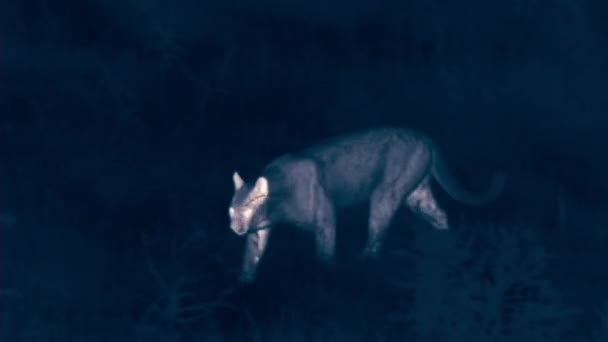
[229,171,270,236]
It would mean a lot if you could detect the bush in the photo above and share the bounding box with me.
[388,222,579,341]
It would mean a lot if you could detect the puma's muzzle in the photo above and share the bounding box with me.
[228,205,255,235]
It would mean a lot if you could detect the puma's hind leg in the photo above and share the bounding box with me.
[362,147,432,258]
[406,177,449,230]
[362,182,406,259]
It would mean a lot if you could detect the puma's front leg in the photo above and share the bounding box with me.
[311,182,337,267]
[315,223,336,267]
[240,229,271,284]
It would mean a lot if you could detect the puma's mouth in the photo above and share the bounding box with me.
[233,228,248,236]
[232,223,271,236]
[251,223,271,233]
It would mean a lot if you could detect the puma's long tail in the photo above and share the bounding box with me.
[431,149,505,206]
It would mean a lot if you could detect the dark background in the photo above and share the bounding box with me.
[2,0,608,341]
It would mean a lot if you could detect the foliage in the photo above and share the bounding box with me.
[388,222,579,341]
[2,0,607,341]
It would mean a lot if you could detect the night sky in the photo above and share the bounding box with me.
[2,1,608,341]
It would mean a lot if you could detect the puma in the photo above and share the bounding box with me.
[228,127,505,282]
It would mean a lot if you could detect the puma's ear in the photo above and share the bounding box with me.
[253,177,269,197]
[233,171,244,190]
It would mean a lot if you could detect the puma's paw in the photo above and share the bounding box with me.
[238,271,255,285]
[359,244,380,261]
[316,251,336,269]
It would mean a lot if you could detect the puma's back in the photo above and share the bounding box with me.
[263,127,433,208]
